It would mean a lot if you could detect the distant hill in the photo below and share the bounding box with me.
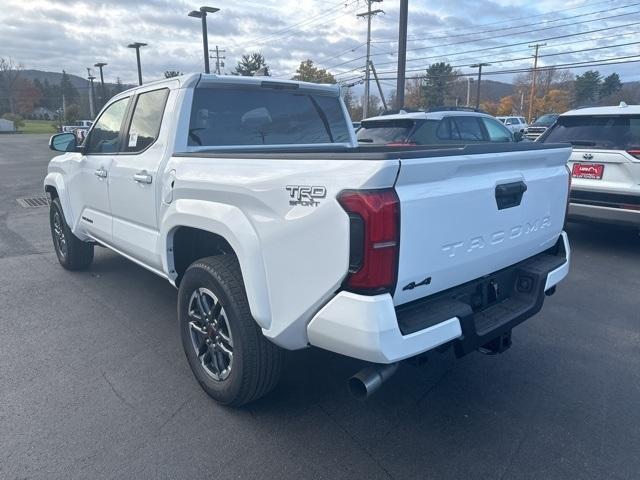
[20,69,89,89]
[450,79,516,104]
[19,69,134,92]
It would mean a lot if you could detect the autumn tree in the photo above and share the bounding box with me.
[292,60,336,84]
[496,96,515,116]
[342,86,356,117]
[15,78,42,115]
[0,57,24,114]
[535,89,571,115]
[64,104,80,123]
[350,94,382,120]
[234,53,269,76]
[404,78,425,109]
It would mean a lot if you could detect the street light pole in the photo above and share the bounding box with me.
[94,62,107,109]
[86,68,96,118]
[470,63,490,109]
[127,42,147,86]
[189,6,220,74]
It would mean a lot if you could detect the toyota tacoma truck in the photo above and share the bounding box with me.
[45,74,571,405]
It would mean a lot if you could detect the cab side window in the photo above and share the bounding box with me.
[124,89,170,153]
[85,97,130,154]
[482,117,513,142]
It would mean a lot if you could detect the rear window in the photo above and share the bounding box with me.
[532,114,558,126]
[357,119,416,145]
[541,115,640,150]
[188,86,350,147]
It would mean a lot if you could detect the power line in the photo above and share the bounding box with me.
[234,0,360,49]
[344,39,640,81]
[377,0,620,43]
[373,0,638,44]
[333,19,640,76]
[327,8,640,72]
[362,54,640,82]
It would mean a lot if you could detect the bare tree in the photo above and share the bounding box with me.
[0,57,24,114]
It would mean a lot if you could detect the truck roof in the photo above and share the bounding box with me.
[113,73,341,102]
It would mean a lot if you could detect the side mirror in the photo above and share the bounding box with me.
[513,130,524,142]
[49,132,78,152]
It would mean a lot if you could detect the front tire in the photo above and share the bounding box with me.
[49,197,94,270]
[178,255,285,406]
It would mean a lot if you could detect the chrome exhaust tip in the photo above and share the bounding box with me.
[348,363,399,400]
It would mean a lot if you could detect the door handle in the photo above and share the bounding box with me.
[94,167,107,178]
[133,171,153,184]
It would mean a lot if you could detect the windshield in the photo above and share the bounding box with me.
[357,119,416,145]
[541,115,640,149]
[532,114,558,126]
[188,86,351,147]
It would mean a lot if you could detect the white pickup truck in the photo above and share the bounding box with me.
[45,74,571,405]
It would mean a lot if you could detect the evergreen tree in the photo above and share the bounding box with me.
[422,62,455,108]
[291,60,336,83]
[574,70,602,106]
[234,53,269,76]
[600,73,622,98]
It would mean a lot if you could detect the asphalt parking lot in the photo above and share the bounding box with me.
[1,134,639,480]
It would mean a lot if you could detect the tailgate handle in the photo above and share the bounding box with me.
[495,181,527,210]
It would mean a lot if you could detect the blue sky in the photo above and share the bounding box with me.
[1,0,639,91]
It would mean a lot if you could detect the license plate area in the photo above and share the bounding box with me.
[572,163,604,179]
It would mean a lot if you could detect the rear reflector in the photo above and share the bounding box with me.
[338,189,400,295]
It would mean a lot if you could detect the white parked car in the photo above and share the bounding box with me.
[45,74,571,405]
[538,103,640,228]
[496,116,528,133]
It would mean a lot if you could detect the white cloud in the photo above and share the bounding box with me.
[0,0,639,90]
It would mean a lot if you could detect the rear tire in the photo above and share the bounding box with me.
[178,255,285,406]
[49,197,94,270]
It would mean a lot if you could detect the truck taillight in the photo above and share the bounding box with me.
[627,149,640,160]
[564,164,572,227]
[338,189,400,295]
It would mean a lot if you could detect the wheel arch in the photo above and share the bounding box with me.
[161,199,272,330]
[44,172,76,229]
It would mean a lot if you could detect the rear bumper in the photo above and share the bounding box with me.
[569,203,640,227]
[307,232,570,364]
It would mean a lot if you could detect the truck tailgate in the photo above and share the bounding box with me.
[393,146,571,306]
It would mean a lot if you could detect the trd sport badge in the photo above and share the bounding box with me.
[286,185,327,207]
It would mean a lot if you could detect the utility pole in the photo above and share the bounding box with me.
[528,43,546,123]
[357,0,383,119]
[210,46,226,74]
[395,0,408,110]
[466,77,472,106]
[127,42,147,85]
[369,61,388,111]
[470,63,490,109]
[87,68,96,118]
[189,6,220,74]
[94,62,107,109]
